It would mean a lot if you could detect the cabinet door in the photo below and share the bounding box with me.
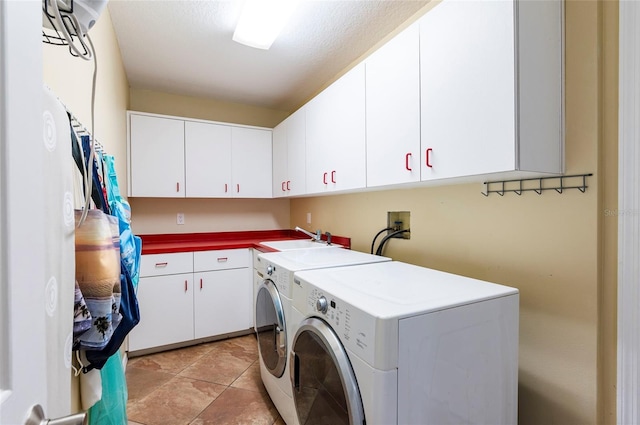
[272,120,288,198]
[232,127,273,198]
[194,268,252,338]
[420,0,516,180]
[287,107,306,196]
[128,273,194,351]
[306,63,366,194]
[366,23,420,188]
[185,121,232,197]
[129,114,185,197]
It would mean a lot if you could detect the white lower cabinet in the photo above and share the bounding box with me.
[194,268,252,338]
[129,249,252,353]
[193,249,252,338]
[128,273,194,351]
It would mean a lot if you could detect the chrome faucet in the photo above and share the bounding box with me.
[295,226,322,242]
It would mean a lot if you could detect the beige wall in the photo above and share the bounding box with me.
[290,1,618,424]
[599,0,619,422]
[129,88,289,128]
[128,198,290,235]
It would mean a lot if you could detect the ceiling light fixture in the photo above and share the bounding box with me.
[233,0,299,50]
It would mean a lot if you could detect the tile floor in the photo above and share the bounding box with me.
[126,334,285,425]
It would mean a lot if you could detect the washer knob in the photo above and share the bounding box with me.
[266,265,274,275]
[316,296,328,314]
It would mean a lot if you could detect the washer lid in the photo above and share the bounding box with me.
[295,261,519,319]
[258,248,390,272]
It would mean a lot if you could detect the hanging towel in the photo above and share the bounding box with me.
[74,209,120,350]
[73,281,92,338]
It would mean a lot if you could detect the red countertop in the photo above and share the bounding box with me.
[139,229,351,255]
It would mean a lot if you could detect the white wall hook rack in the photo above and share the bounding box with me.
[481,173,593,197]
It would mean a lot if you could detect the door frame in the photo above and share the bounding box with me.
[0,0,48,423]
[617,1,639,423]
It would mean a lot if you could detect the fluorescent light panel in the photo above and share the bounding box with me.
[233,0,299,50]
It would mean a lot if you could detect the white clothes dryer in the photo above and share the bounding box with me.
[255,249,391,425]
[289,261,519,425]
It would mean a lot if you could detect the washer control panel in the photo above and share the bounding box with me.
[303,284,376,364]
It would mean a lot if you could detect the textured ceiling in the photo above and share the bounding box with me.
[108,0,430,112]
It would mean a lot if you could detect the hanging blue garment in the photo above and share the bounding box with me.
[104,154,141,289]
[81,135,109,214]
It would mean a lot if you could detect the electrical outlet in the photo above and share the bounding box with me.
[306,212,312,224]
[387,211,410,239]
[177,213,185,225]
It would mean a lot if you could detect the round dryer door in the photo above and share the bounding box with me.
[290,317,365,425]
[255,279,287,377]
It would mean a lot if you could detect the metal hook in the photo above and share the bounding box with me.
[555,176,564,194]
[514,180,522,196]
[481,182,489,196]
[578,175,587,193]
[535,179,543,195]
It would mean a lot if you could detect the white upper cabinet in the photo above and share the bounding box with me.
[232,127,272,198]
[286,108,306,196]
[419,0,563,181]
[128,114,185,197]
[365,23,421,188]
[272,119,288,197]
[185,121,232,197]
[306,63,367,194]
[272,107,307,198]
[128,112,272,198]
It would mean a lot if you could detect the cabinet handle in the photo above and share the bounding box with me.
[323,172,328,185]
[282,181,286,192]
[286,180,290,191]
[200,278,203,290]
[184,280,188,292]
[331,170,336,183]
[237,184,240,193]
[217,257,228,262]
[426,148,433,168]
[176,182,180,192]
[405,153,412,171]
[155,262,168,267]
[224,183,228,193]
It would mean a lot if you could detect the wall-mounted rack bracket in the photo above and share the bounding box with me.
[481,173,593,197]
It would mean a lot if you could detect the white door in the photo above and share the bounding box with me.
[286,107,306,196]
[306,64,366,194]
[1,1,49,423]
[129,113,185,197]
[419,0,516,180]
[272,119,288,198]
[365,23,420,188]
[185,121,232,198]
[231,127,272,198]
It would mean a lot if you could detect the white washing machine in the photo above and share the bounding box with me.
[254,249,391,425]
[290,261,519,425]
